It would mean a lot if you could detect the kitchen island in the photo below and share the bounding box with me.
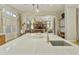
[0,33,79,55]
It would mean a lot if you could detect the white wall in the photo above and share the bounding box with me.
[77,8,79,41]
[0,6,3,33]
[65,7,77,41]
[0,9,2,33]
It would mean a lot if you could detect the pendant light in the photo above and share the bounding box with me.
[36,4,39,13]
[33,4,39,13]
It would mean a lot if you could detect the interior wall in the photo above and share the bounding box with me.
[0,6,3,33]
[77,9,79,41]
[0,9,2,33]
[65,7,77,41]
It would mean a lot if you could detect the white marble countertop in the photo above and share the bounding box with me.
[0,33,79,55]
[0,33,5,35]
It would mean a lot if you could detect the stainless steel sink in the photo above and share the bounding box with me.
[50,40,72,46]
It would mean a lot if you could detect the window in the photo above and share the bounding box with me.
[3,8,5,12]
[6,11,12,16]
[13,14,16,17]
[5,10,17,17]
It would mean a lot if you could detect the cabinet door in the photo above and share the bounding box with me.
[0,35,5,45]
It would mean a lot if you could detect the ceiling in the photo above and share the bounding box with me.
[10,4,64,13]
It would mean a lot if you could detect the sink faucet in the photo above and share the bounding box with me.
[47,29,50,43]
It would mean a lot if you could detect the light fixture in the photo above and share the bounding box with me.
[36,8,39,13]
[33,4,39,13]
[36,4,39,13]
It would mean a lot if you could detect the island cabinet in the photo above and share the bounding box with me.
[0,34,5,45]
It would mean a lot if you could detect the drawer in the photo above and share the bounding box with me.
[0,35,5,45]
